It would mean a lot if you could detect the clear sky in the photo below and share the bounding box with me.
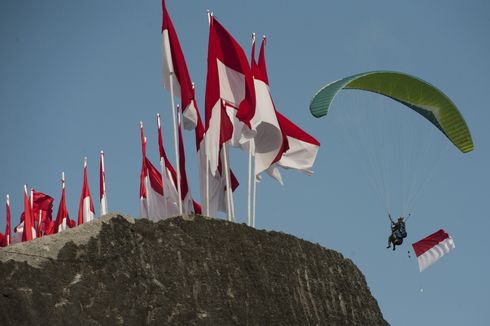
[1,1,489,324]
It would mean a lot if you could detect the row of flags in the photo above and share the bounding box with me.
[0,153,108,246]
[145,1,320,224]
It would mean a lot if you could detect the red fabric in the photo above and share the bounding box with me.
[22,189,33,242]
[205,15,255,130]
[78,163,95,225]
[177,118,190,200]
[140,125,148,199]
[161,0,194,115]
[54,184,75,233]
[145,157,164,196]
[32,191,54,237]
[412,229,450,257]
[99,152,105,201]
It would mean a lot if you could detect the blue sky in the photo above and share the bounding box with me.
[1,1,489,324]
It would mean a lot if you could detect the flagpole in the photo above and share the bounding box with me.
[6,194,10,245]
[252,142,257,228]
[222,142,232,221]
[157,114,169,219]
[100,150,108,216]
[169,72,183,216]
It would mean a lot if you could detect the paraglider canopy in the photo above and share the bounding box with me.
[309,71,474,153]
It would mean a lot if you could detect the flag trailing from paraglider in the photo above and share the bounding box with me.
[412,229,455,272]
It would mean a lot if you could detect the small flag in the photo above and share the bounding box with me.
[412,229,455,272]
[78,157,95,225]
[100,150,108,216]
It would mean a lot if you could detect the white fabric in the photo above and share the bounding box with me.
[58,218,68,233]
[100,194,108,216]
[197,145,228,216]
[160,159,180,218]
[146,183,166,222]
[205,101,222,176]
[11,222,37,244]
[417,237,455,272]
[82,196,95,223]
[183,100,198,130]
[266,135,320,183]
[252,79,283,176]
[161,31,180,96]
[217,59,245,107]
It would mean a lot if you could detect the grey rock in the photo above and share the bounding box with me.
[0,213,389,326]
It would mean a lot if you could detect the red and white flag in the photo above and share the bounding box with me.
[78,158,95,225]
[412,229,455,272]
[2,194,12,246]
[100,151,108,216]
[205,14,256,176]
[32,190,55,236]
[55,173,76,233]
[266,111,320,184]
[22,185,34,242]
[157,115,180,218]
[140,122,167,221]
[161,0,198,130]
[250,36,286,176]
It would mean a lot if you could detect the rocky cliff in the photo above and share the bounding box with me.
[0,214,388,325]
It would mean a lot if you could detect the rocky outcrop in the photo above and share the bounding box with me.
[0,213,388,325]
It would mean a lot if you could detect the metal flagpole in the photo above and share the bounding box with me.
[222,142,233,222]
[252,140,257,228]
[157,114,169,219]
[247,140,253,226]
[169,72,183,215]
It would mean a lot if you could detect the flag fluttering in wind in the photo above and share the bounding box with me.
[161,0,198,130]
[250,35,286,177]
[2,194,12,247]
[205,13,256,177]
[100,151,108,216]
[140,121,167,221]
[78,157,95,225]
[22,185,34,242]
[157,115,180,218]
[412,229,455,272]
[32,190,55,236]
[55,172,76,233]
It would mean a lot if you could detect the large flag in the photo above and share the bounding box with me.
[2,194,12,246]
[250,36,286,176]
[412,229,455,272]
[78,158,95,225]
[205,14,256,176]
[22,186,34,242]
[55,173,76,233]
[161,0,198,130]
[100,151,108,216]
[32,190,55,236]
[266,111,320,184]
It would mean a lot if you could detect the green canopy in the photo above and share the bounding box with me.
[310,71,474,153]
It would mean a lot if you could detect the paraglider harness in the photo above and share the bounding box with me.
[387,213,409,250]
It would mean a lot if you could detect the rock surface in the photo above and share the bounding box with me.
[0,213,388,325]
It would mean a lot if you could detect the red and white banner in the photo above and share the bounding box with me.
[100,151,108,216]
[139,123,150,219]
[205,14,255,176]
[78,158,95,225]
[266,111,320,184]
[55,173,76,233]
[32,190,55,236]
[412,229,455,272]
[161,0,198,130]
[250,36,286,176]
[2,195,12,246]
[22,186,35,242]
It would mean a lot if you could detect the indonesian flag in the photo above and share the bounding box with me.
[157,115,180,218]
[250,36,287,176]
[54,173,76,233]
[140,122,166,221]
[193,94,238,216]
[139,123,150,219]
[266,111,320,184]
[161,0,198,130]
[412,229,455,272]
[2,195,12,246]
[22,186,34,242]
[205,14,256,176]
[78,158,95,225]
[32,190,55,236]
[100,151,108,216]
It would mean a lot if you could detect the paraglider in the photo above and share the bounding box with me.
[309,71,474,153]
[387,213,409,251]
